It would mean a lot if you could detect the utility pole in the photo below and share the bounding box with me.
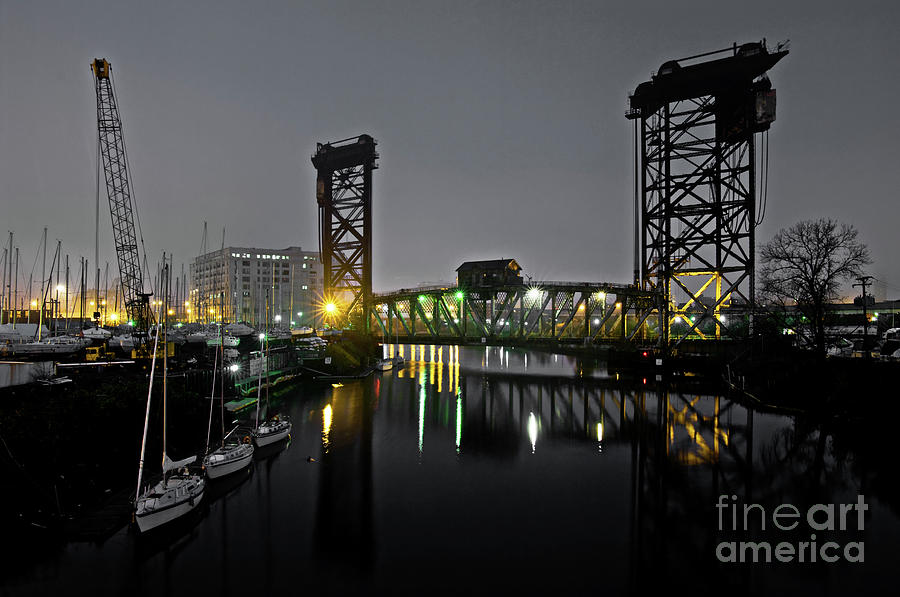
[853,275,874,354]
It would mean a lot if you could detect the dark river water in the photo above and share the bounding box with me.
[4,345,898,596]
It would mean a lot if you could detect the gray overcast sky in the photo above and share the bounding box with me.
[1,0,898,296]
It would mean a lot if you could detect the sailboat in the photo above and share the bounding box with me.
[203,293,254,478]
[251,289,292,447]
[134,263,205,533]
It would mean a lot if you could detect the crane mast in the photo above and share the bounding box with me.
[91,58,152,335]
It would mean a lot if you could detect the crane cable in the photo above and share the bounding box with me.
[756,130,769,226]
[109,68,152,297]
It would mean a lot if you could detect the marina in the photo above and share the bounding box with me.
[2,2,900,595]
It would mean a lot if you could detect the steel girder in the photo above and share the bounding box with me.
[640,96,755,346]
[313,135,378,330]
[370,283,660,345]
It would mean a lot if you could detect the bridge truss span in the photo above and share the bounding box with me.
[371,283,662,346]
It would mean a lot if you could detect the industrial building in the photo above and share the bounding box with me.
[190,246,323,328]
[456,259,524,288]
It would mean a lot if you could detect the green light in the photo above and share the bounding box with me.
[175,323,183,328]
[455,291,464,300]
[455,388,462,453]
[291,321,296,326]
[128,320,135,326]
[418,295,426,303]
[418,368,427,453]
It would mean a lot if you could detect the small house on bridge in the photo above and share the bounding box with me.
[456,259,524,288]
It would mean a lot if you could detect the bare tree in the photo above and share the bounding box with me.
[759,219,870,356]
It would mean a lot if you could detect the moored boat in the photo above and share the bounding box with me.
[203,440,254,479]
[252,415,292,447]
[133,264,205,533]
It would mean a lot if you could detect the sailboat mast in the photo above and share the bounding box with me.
[254,329,264,430]
[12,247,17,329]
[205,337,218,454]
[65,255,69,333]
[55,241,61,330]
[135,287,163,505]
[38,227,47,341]
[220,291,225,445]
[162,258,168,478]
[5,232,11,324]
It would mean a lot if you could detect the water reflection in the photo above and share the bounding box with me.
[8,345,897,596]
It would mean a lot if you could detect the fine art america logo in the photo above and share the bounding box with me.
[715,494,867,563]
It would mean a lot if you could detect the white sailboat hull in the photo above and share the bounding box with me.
[253,423,291,447]
[203,446,254,479]
[135,476,205,533]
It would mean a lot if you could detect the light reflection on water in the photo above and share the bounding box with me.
[9,345,899,596]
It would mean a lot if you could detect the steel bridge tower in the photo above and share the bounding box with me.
[91,58,152,335]
[312,135,379,330]
[627,41,788,346]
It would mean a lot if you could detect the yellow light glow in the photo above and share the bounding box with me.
[167,309,174,315]
[89,301,95,306]
[322,404,333,451]
[578,303,585,311]
[325,302,336,314]
[55,285,65,292]
[109,313,118,321]
[30,300,37,307]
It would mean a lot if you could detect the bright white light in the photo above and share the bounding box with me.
[258,333,266,340]
[527,412,538,454]
[229,364,239,372]
[593,318,600,325]
[274,315,282,322]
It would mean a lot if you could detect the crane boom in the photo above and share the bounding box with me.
[91,58,152,334]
